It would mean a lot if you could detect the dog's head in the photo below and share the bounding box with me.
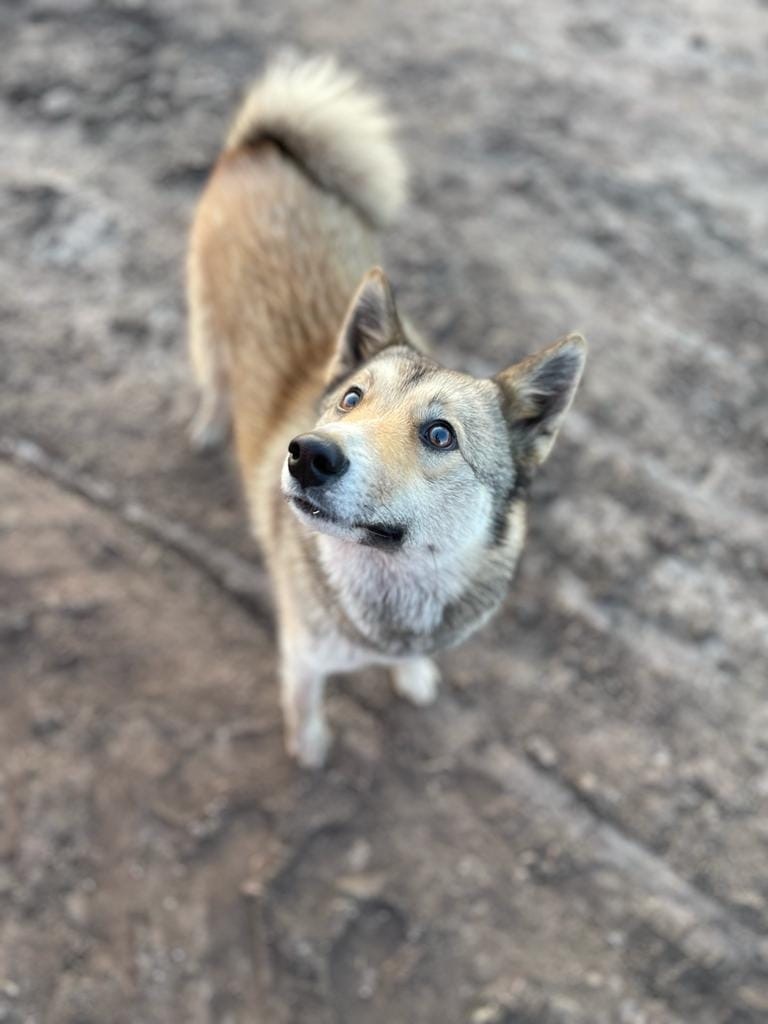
[282,268,586,554]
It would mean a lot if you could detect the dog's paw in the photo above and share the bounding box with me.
[287,717,331,769]
[392,658,440,707]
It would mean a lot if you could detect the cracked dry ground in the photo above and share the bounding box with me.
[1,1,767,1022]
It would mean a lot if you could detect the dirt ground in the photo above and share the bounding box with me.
[2,1,768,1021]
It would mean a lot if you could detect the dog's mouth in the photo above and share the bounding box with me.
[291,495,333,521]
[289,495,405,548]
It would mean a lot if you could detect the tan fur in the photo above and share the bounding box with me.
[188,145,377,482]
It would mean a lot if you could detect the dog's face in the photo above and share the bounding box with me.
[281,269,586,554]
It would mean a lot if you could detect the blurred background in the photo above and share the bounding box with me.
[1,1,767,1022]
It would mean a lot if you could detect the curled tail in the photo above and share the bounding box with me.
[225,55,407,229]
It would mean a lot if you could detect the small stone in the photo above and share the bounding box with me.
[40,87,75,120]
[347,837,372,872]
[578,772,598,793]
[335,871,387,901]
[471,1005,502,1024]
[738,984,768,1011]
[732,889,764,911]
[525,734,558,769]
[358,965,377,999]
[64,889,90,927]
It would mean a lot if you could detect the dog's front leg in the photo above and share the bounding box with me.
[280,646,330,769]
[391,657,440,706]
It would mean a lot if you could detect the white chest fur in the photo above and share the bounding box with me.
[316,535,487,644]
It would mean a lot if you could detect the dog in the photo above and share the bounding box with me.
[186,56,586,767]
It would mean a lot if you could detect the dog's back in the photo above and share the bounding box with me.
[187,57,406,511]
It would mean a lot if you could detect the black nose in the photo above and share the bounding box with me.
[287,434,349,489]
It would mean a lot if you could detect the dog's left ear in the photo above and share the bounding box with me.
[328,267,407,382]
[495,333,587,466]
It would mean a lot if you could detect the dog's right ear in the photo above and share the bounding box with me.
[327,267,407,382]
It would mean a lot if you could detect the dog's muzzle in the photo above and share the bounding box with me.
[287,433,349,490]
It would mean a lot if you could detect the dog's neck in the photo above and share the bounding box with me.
[314,517,524,657]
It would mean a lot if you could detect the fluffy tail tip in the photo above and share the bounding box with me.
[224,53,407,228]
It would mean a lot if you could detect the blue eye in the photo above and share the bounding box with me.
[423,420,456,450]
[339,387,362,411]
